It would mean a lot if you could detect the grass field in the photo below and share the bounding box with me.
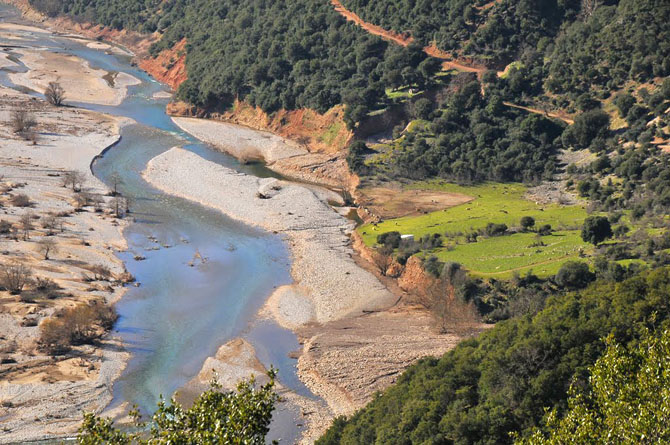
[433,231,588,278]
[358,181,592,278]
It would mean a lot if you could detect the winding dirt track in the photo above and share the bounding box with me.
[503,101,574,125]
[331,0,574,124]
[331,0,487,74]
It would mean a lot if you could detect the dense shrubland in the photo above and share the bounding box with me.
[368,75,566,184]
[317,267,670,444]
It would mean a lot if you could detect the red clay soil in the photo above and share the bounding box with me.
[331,0,488,74]
[475,0,503,11]
[138,39,188,90]
[168,100,353,155]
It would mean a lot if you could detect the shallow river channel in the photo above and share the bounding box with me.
[0,3,313,442]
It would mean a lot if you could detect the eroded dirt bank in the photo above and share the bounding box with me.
[2,0,356,173]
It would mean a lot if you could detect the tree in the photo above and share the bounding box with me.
[62,170,85,192]
[11,109,37,138]
[555,261,594,289]
[19,212,34,240]
[109,196,127,218]
[44,81,65,106]
[614,93,636,117]
[346,140,369,174]
[41,215,60,236]
[38,238,57,260]
[581,216,613,246]
[108,172,123,196]
[564,110,610,149]
[411,98,433,120]
[521,329,670,444]
[77,371,278,444]
[520,216,536,231]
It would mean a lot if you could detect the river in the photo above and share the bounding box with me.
[0,3,312,442]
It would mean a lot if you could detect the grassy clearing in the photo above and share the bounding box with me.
[603,100,628,130]
[433,230,587,278]
[358,181,592,278]
[385,85,426,100]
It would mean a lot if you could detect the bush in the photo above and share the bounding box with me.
[44,81,65,106]
[555,261,594,289]
[34,277,61,299]
[346,141,369,175]
[484,223,508,237]
[10,109,36,135]
[0,262,32,294]
[39,301,118,354]
[423,255,442,278]
[0,220,12,234]
[538,224,553,236]
[10,194,32,207]
[376,231,401,249]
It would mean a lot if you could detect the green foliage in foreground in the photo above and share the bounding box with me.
[77,371,278,444]
[317,268,670,444]
[521,328,670,444]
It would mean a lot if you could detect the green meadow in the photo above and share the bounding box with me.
[358,181,592,278]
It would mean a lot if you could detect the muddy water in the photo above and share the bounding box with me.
[0,4,312,442]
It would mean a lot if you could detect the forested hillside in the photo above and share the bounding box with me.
[317,268,670,444]
[31,0,440,119]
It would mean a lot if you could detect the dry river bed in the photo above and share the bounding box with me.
[0,83,131,443]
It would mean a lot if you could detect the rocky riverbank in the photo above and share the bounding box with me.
[142,146,467,440]
[0,82,132,443]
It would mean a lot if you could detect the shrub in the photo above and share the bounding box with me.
[34,277,61,299]
[376,231,401,249]
[9,194,32,207]
[484,223,508,237]
[0,263,32,295]
[423,255,442,278]
[39,301,118,354]
[538,224,553,236]
[44,81,65,106]
[0,220,12,235]
[10,109,36,135]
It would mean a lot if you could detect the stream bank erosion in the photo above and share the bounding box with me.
[0,84,131,443]
[143,147,464,440]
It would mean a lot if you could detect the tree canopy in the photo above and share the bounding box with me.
[317,268,670,444]
[77,372,278,444]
